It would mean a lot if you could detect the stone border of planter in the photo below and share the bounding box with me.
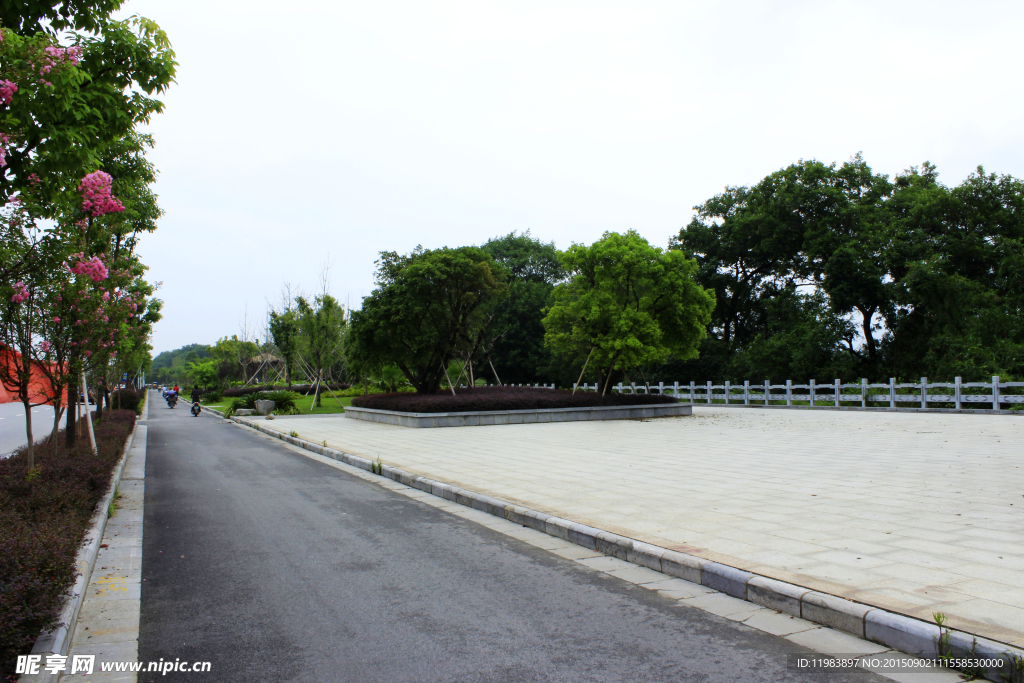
[343,402,691,427]
[206,405,1024,683]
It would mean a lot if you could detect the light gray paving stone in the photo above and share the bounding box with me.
[575,555,635,573]
[681,593,764,619]
[640,578,715,598]
[786,626,891,657]
[604,565,670,585]
[742,611,820,636]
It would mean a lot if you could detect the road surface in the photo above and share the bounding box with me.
[139,402,888,682]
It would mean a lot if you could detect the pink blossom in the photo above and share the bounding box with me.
[53,317,60,323]
[10,281,29,303]
[78,171,125,216]
[0,80,17,106]
[40,341,51,352]
[84,350,91,357]
[68,253,109,281]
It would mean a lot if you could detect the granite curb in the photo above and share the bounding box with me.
[20,421,140,682]
[211,406,1024,683]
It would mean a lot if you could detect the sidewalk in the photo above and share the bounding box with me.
[263,406,1024,648]
[60,426,147,682]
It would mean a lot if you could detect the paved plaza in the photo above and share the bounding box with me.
[263,407,1024,647]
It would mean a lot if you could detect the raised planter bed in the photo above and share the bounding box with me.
[346,387,689,427]
[345,402,690,427]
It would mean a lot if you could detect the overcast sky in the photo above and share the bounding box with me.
[118,0,1024,355]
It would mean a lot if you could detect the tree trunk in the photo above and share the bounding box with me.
[22,397,34,470]
[51,403,65,458]
[66,376,78,448]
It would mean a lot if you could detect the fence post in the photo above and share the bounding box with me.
[707,380,713,404]
[659,381,664,396]
[673,381,679,399]
[764,380,770,406]
[861,378,867,408]
[810,379,816,407]
[993,375,1001,412]
[921,377,928,410]
[617,382,622,394]
[724,380,731,405]
[786,380,792,406]
[889,378,896,409]
[744,380,750,406]
[955,376,962,411]
[834,379,841,407]
[690,381,695,403]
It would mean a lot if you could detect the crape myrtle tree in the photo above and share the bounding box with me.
[347,246,508,394]
[542,230,714,395]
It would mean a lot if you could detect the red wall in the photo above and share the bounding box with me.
[0,348,62,405]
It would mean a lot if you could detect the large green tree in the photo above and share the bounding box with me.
[347,246,508,394]
[543,230,714,394]
[480,231,563,385]
[295,294,345,406]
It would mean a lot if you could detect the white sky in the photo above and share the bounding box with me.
[118,0,1024,355]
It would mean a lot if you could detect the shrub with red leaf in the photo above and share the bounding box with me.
[350,386,678,413]
[0,410,135,678]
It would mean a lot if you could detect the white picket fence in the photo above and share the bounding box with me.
[571,376,1024,413]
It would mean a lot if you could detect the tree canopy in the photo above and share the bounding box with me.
[347,246,508,393]
[543,230,714,394]
[671,156,1024,382]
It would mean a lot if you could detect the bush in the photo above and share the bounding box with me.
[110,388,140,413]
[0,410,135,678]
[264,391,300,415]
[222,392,265,417]
[201,389,223,404]
[350,386,678,413]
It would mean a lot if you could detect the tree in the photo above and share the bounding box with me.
[295,294,345,406]
[543,230,714,394]
[186,358,218,389]
[268,307,299,388]
[347,246,508,394]
[480,231,564,385]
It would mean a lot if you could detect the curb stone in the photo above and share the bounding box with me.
[20,421,139,683]
[208,406,1024,683]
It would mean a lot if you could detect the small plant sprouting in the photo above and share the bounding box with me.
[932,612,953,664]
[371,456,383,475]
[107,485,120,518]
[289,431,299,438]
[1007,651,1024,683]
[323,440,328,447]
[25,467,41,483]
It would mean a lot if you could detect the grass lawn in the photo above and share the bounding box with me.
[202,393,352,415]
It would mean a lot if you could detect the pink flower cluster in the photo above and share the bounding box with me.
[0,133,10,168]
[39,340,51,352]
[79,171,124,216]
[10,281,29,303]
[40,46,81,74]
[0,80,16,105]
[68,253,109,281]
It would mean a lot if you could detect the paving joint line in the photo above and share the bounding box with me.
[209,405,1022,683]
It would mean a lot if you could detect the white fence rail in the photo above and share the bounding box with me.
[571,376,1024,413]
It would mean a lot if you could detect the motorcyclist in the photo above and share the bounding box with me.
[190,386,203,403]
[165,387,178,407]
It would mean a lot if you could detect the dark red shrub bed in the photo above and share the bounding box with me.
[110,388,141,412]
[0,410,136,679]
[222,382,348,398]
[350,386,678,413]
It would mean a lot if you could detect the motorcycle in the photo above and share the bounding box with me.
[191,400,201,417]
[166,391,178,408]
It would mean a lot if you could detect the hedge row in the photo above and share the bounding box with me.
[350,386,678,413]
[0,410,136,678]
[221,383,349,398]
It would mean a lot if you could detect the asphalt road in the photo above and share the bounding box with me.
[140,399,888,683]
[0,402,61,456]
